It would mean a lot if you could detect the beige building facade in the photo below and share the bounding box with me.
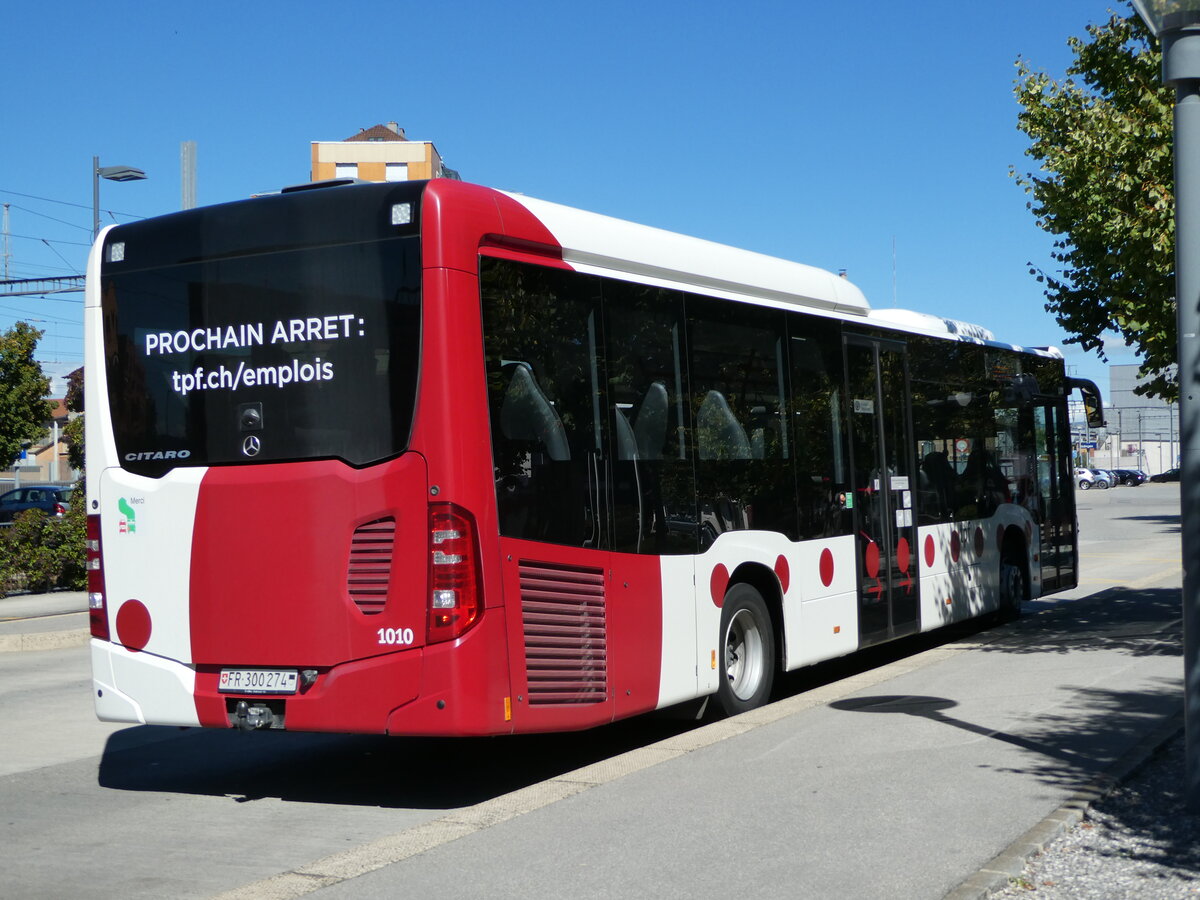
[311,122,456,183]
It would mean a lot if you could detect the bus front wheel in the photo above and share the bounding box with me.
[716,584,776,716]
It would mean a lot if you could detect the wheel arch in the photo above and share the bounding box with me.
[999,523,1032,607]
[728,560,785,672]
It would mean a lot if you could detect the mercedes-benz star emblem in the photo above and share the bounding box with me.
[241,435,262,457]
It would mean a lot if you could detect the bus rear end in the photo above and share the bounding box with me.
[86,181,509,735]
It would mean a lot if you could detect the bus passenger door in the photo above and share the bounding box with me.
[1033,402,1076,592]
[844,336,919,645]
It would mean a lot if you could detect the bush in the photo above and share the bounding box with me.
[0,500,86,594]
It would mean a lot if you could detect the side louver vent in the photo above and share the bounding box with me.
[520,560,607,705]
[347,518,396,615]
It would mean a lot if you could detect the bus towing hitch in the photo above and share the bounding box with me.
[233,700,276,731]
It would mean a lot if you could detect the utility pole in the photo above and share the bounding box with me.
[2,203,10,280]
[181,141,197,210]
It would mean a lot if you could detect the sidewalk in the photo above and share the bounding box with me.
[0,590,87,652]
[213,580,1183,900]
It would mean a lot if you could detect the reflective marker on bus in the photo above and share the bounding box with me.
[84,179,1102,736]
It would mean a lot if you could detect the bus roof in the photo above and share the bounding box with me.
[500,190,871,318]
[497,186,1054,358]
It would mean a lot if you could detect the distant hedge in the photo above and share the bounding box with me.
[0,500,86,594]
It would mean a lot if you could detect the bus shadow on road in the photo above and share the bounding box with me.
[93,616,1003,810]
[95,712,702,810]
[96,586,1180,811]
[93,626,996,810]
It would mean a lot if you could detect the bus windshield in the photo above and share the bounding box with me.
[99,186,422,476]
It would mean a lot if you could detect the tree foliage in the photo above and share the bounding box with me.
[1013,10,1176,399]
[0,322,52,466]
[0,502,86,594]
[63,366,84,473]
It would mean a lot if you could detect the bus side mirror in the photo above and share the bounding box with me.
[1067,377,1105,429]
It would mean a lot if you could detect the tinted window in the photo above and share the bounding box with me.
[688,295,794,543]
[481,259,605,547]
[789,317,852,539]
[102,237,420,475]
[604,279,695,554]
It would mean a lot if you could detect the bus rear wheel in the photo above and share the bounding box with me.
[716,584,775,716]
[999,556,1026,622]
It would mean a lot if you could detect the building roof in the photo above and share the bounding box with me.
[344,122,407,142]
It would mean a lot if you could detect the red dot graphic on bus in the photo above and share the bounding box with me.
[950,530,961,562]
[819,548,835,587]
[864,541,881,578]
[924,534,935,567]
[710,564,730,608]
[974,527,985,558]
[116,599,152,653]
[896,537,910,574]
[774,555,790,593]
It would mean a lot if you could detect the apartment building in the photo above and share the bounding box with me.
[310,122,458,183]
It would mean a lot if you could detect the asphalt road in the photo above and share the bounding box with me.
[0,483,1182,899]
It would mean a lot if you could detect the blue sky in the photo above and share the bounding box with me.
[2,1,1139,396]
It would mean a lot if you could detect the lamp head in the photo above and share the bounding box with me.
[1131,0,1200,34]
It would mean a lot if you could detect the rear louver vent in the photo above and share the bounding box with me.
[347,518,396,615]
[520,561,607,705]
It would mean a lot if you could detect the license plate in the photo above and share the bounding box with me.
[218,668,298,695]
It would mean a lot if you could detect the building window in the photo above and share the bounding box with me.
[386,163,409,182]
[335,163,358,179]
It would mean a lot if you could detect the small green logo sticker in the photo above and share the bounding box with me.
[118,497,137,534]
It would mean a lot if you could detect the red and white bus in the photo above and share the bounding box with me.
[85,179,1101,735]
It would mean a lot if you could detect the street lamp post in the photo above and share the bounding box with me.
[1130,0,1200,811]
[92,156,147,239]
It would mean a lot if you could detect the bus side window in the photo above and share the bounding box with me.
[689,296,793,542]
[789,319,851,540]
[481,258,603,548]
[603,280,695,555]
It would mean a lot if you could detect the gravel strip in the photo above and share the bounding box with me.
[990,733,1200,898]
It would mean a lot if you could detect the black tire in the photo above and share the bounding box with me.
[1078,480,1091,490]
[999,555,1027,622]
[715,584,776,716]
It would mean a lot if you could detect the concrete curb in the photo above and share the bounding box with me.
[943,710,1186,899]
[0,628,89,653]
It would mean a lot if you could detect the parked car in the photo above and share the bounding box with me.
[1113,468,1148,486]
[1075,467,1096,490]
[1087,468,1113,489]
[1150,468,1181,483]
[0,484,72,523]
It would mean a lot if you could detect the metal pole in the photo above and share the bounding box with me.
[2,203,10,280]
[1165,25,1200,812]
[1140,409,1145,471]
[92,155,100,239]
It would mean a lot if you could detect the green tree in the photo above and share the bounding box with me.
[0,501,86,594]
[1013,9,1176,399]
[62,366,84,473]
[0,322,52,465]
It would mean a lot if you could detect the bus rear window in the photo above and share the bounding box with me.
[101,234,421,475]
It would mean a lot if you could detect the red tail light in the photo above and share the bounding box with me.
[427,503,482,644]
[53,502,66,516]
[87,514,109,641]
